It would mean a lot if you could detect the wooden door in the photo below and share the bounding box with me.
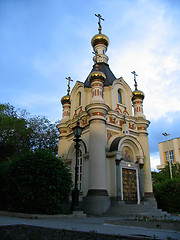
[122,168,137,203]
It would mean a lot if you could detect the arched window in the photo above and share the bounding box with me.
[77,149,83,191]
[77,91,81,106]
[118,89,122,104]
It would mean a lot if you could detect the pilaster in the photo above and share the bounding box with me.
[84,102,110,214]
[136,118,153,197]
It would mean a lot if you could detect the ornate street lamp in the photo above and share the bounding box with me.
[71,120,83,211]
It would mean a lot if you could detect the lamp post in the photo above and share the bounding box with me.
[162,132,172,179]
[71,120,83,211]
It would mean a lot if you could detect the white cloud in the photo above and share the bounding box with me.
[109,1,180,121]
[150,152,161,171]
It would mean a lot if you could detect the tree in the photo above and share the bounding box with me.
[152,163,180,213]
[0,103,31,161]
[0,103,59,162]
[27,115,58,155]
[2,150,72,214]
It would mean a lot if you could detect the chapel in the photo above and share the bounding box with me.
[57,15,155,215]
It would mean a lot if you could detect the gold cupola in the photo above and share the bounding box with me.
[91,34,109,48]
[61,94,71,105]
[92,13,109,48]
[88,64,106,84]
[132,88,145,101]
[131,71,145,101]
[61,76,73,105]
[131,71,145,118]
[91,14,109,65]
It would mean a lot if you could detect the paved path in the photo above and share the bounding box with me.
[0,215,180,240]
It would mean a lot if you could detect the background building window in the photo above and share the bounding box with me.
[165,151,169,162]
[165,150,174,163]
[169,150,174,163]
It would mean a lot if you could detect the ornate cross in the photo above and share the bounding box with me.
[95,14,104,34]
[131,71,138,89]
[66,76,73,95]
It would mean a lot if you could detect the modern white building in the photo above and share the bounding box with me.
[57,17,155,215]
[157,137,180,170]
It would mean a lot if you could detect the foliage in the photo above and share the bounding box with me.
[0,150,72,214]
[152,163,180,183]
[0,103,59,162]
[0,160,10,210]
[152,163,180,213]
[27,115,59,155]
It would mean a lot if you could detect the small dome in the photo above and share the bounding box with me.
[132,89,145,101]
[91,34,109,48]
[89,70,106,84]
[61,95,71,105]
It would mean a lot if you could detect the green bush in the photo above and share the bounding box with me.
[153,177,180,213]
[0,160,10,210]
[152,163,180,213]
[2,150,72,214]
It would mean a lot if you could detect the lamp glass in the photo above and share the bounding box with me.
[72,121,83,138]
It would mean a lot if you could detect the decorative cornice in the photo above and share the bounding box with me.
[90,112,105,117]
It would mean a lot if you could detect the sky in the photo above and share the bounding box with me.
[1,0,180,170]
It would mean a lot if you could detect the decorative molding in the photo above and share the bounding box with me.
[115,104,122,113]
[119,120,124,126]
[107,130,119,141]
[82,117,88,126]
[90,112,105,117]
[138,127,146,130]
[129,123,134,130]
[123,107,129,116]
[73,106,83,119]
[109,117,115,124]
[91,82,102,87]
[59,130,67,134]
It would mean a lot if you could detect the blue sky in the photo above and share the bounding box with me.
[1,0,180,170]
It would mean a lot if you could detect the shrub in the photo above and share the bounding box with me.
[152,163,180,213]
[0,160,10,210]
[3,150,72,214]
[153,177,180,213]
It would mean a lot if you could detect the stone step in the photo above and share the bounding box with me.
[103,203,171,218]
[105,210,163,215]
[104,211,171,218]
[110,204,157,209]
[106,206,158,213]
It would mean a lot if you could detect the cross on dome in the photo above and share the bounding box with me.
[131,71,138,90]
[66,76,73,95]
[95,13,104,34]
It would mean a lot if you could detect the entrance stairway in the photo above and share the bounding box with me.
[104,201,171,218]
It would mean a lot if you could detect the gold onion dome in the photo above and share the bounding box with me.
[91,34,109,48]
[89,69,106,84]
[61,94,71,105]
[132,89,145,101]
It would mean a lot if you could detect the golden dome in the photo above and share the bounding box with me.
[89,70,106,84]
[91,34,109,48]
[61,94,71,105]
[132,89,145,101]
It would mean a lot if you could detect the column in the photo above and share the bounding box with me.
[139,163,145,201]
[84,103,110,215]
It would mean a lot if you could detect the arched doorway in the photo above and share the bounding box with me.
[111,136,144,204]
